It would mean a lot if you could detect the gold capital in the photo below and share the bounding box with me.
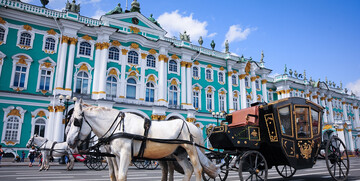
[239,74,246,79]
[186,62,192,68]
[102,42,110,49]
[69,37,78,45]
[141,53,147,59]
[250,77,257,82]
[261,79,267,84]
[121,49,129,55]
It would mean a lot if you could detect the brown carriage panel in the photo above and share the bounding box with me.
[264,113,278,142]
[229,106,259,128]
[281,138,295,158]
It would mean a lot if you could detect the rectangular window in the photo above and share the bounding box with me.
[295,106,311,139]
[193,91,199,109]
[39,69,52,90]
[278,105,293,137]
[233,98,238,110]
[13,66,27,88]
[206,93,212,110]
[219,96,225,112]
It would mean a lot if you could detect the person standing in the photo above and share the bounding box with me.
[0,145,4,165]
[28,146,36,167]
[21,151,25,162]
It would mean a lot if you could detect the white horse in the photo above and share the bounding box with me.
[26,135,76,171]
[66,100,218,181]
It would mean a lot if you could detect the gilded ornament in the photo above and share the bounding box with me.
[194,60,200,65]
[245,61,251,74]
[130,43,139,49]
[111,40,121,47]
[13,87,21,92]
[0,17,6,24]
[171,54,179,60]
[82,35,93,41]
[261,79,267,84]
[23,25,32,31]
[41,90,48,94]
[220,91,226,95]
[37,111,46,117]
[206,64,212,68]
[5,141,15,145]
[227,72,232,76]
[158,54,168,62]
[234,92,238,97]
[193,87,200,91]
[17,55,28,65]
[102,42,110,49]
[250,77,257,82]
[239,74,246,79]
[148,75,155,82]
[219,66,224,71]
[55,105,66,112]
[207,87,212,93]
[79,63,89,72]
[180,61,187,67]
[251,130,258,137]
[47,29,56,35]
[109,68,118,76]
[186,118,196,122]
[0,41,3,45]
[160,115,166,120]
[7,109,21,118]
[186,63,192,68]
[298,141,314,159]
[61,36,70,44]
[41,62,53,68]
[121,49,129,55]
[69,38,78,45]
[129,71,138,78]
[129,26,140,34]
[141,53,147,59]
[170,79,178,86]
[148,49,157,55]
[286,90,291,94]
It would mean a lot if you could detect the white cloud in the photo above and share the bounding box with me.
[224,25,256,45]
[346,79,360,96]
[157,10,215,42]
[91,9,106,19]
[208,32,217,38]
[22,0,33,3]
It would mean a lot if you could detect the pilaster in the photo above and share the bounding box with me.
[64,37,78,94]
[227,70,234,111]
[321,96,328,123]
[186,62,193,109]
[261,79,268,102]
[180,61,187,106]
[157,54,168,106]
[250,76,257,103]
[328,98,334,123]
[53,105,65,142]
[92,43,102,99]
[98,42,110,99]
[239,74,247,109]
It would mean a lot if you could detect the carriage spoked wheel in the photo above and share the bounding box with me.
[202,154,229,181]
[275,165,296,178]
[132,160,149,169]
[145,160,160,170]
[85,155,108,170]
[238,151,268,181]
[325,136,349,181]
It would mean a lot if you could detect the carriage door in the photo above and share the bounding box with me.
[294,105,315,165]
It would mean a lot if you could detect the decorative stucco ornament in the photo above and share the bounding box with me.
[260,50,264,63]
[180,31,190,42]
[106,3,122,15]
[148,14,160,27]
[225,40,229,53]
[198,36,203,46]
[210,40,215,50]
[65,0,80,13]
[40,0,49,8]
[130,0,141,13]
[289,69,293,76]
[294,70,298,78]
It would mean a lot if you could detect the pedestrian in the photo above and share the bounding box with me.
[0,145,4,165]
[38,152,42,167]
[21,151,25,162]
[28,146,36,167]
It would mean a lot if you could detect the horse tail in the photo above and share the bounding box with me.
[196,147,220,179]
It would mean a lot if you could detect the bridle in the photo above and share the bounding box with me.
[27,135,48,149]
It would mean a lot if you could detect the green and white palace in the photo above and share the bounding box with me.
[0,0,359,158]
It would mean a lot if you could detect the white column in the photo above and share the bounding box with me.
[239,74,247,109]
[65,38,77,93]
[312,95,319,104]
[227,71,234,111]
[45,106,55,141]
[251,76,257,103]
[53,105,65,142]
[180,61,187,106]
[347,128,355,152]
[343,102,348,121]
[157,54,168,105]
[354,106,360,129]
[186,63,193,108]
[139,53,147,101]
[321,97,329,123]
[336,125,346,151]
[328,98,335,123]
[91,43,102,99]
[119,48,128,98]
[98,42,109,99]
[261,79,268,102]
[356,135,360,149]
[54,36,69,90]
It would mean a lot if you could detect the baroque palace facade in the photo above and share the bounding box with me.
[0,0,359,157]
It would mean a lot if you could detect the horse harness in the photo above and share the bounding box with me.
[49,141,57,159]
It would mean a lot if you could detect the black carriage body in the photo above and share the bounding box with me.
[207,97,323,170]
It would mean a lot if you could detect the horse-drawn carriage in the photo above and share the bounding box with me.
[204,97,349,181]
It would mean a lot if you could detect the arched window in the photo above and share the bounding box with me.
[169,60,177,72]
[146,55,156,68]
[169,85,178,106]
[19,32,31,46]
[13,65,27,88]
[193,67,199,78]
[146,82,155,102]
[255,79,260,90]
[34,118,46,137]
[0,27,5,42]
[218,72,224,82]
[106,76,117,99]
[206,69,212,80]
[44,37,56,51]
[4,116,20,141]
[108,47,120,61]
[128,51,138,64]
[193,91,199,109]
[39,69,51,91]
[75,71,89,94]
[79,42,91,56]
[232,75,237,85]
[245,77,250,87]
[126,78,136,99]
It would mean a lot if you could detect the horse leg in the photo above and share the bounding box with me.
[173,152,193,181]
[159,161,168,181]
[39,154,45,171]
[117,149,131,181]
[104,146,116,181]
[183,145,202,181]
[68,154,75,170]
[168,161,175,181]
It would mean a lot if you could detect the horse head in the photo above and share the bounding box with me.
[26,134,37,148]
[66,99,92,149]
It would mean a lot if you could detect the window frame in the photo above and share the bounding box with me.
[73,62,93,95]
[277,104,294,138]
[126,77,138,99]
[106,75,118,99]
[294,105,313,139]
[232,75,238,86]
[76,39,95,60]
[10,54,33,91]
[108,46,120,61]
[0,23,9,45]
[145,82,155,102]
[42,34,59,54]
[128,50,139,65]
[2,106,26,145]
[168,59,179,74]
[16,29,35,49]
[192,66,200,79]
[36,57,56,93]
[206,68,213,82]
[168,85,179,106]
[146,54,156,68]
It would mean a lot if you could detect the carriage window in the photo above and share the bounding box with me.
[278,106,292,136]
[295,107,311,138]
[311,109,319,135]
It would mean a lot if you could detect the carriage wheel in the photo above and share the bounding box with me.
[275,165,296,178]
[146,160,159,170]
[202,154,229,181]
[238,151,268,181]
[325,136,349,181]
[133,160,148,169]
[93,156,108,171]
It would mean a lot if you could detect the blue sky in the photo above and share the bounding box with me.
[25,0,360,95]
